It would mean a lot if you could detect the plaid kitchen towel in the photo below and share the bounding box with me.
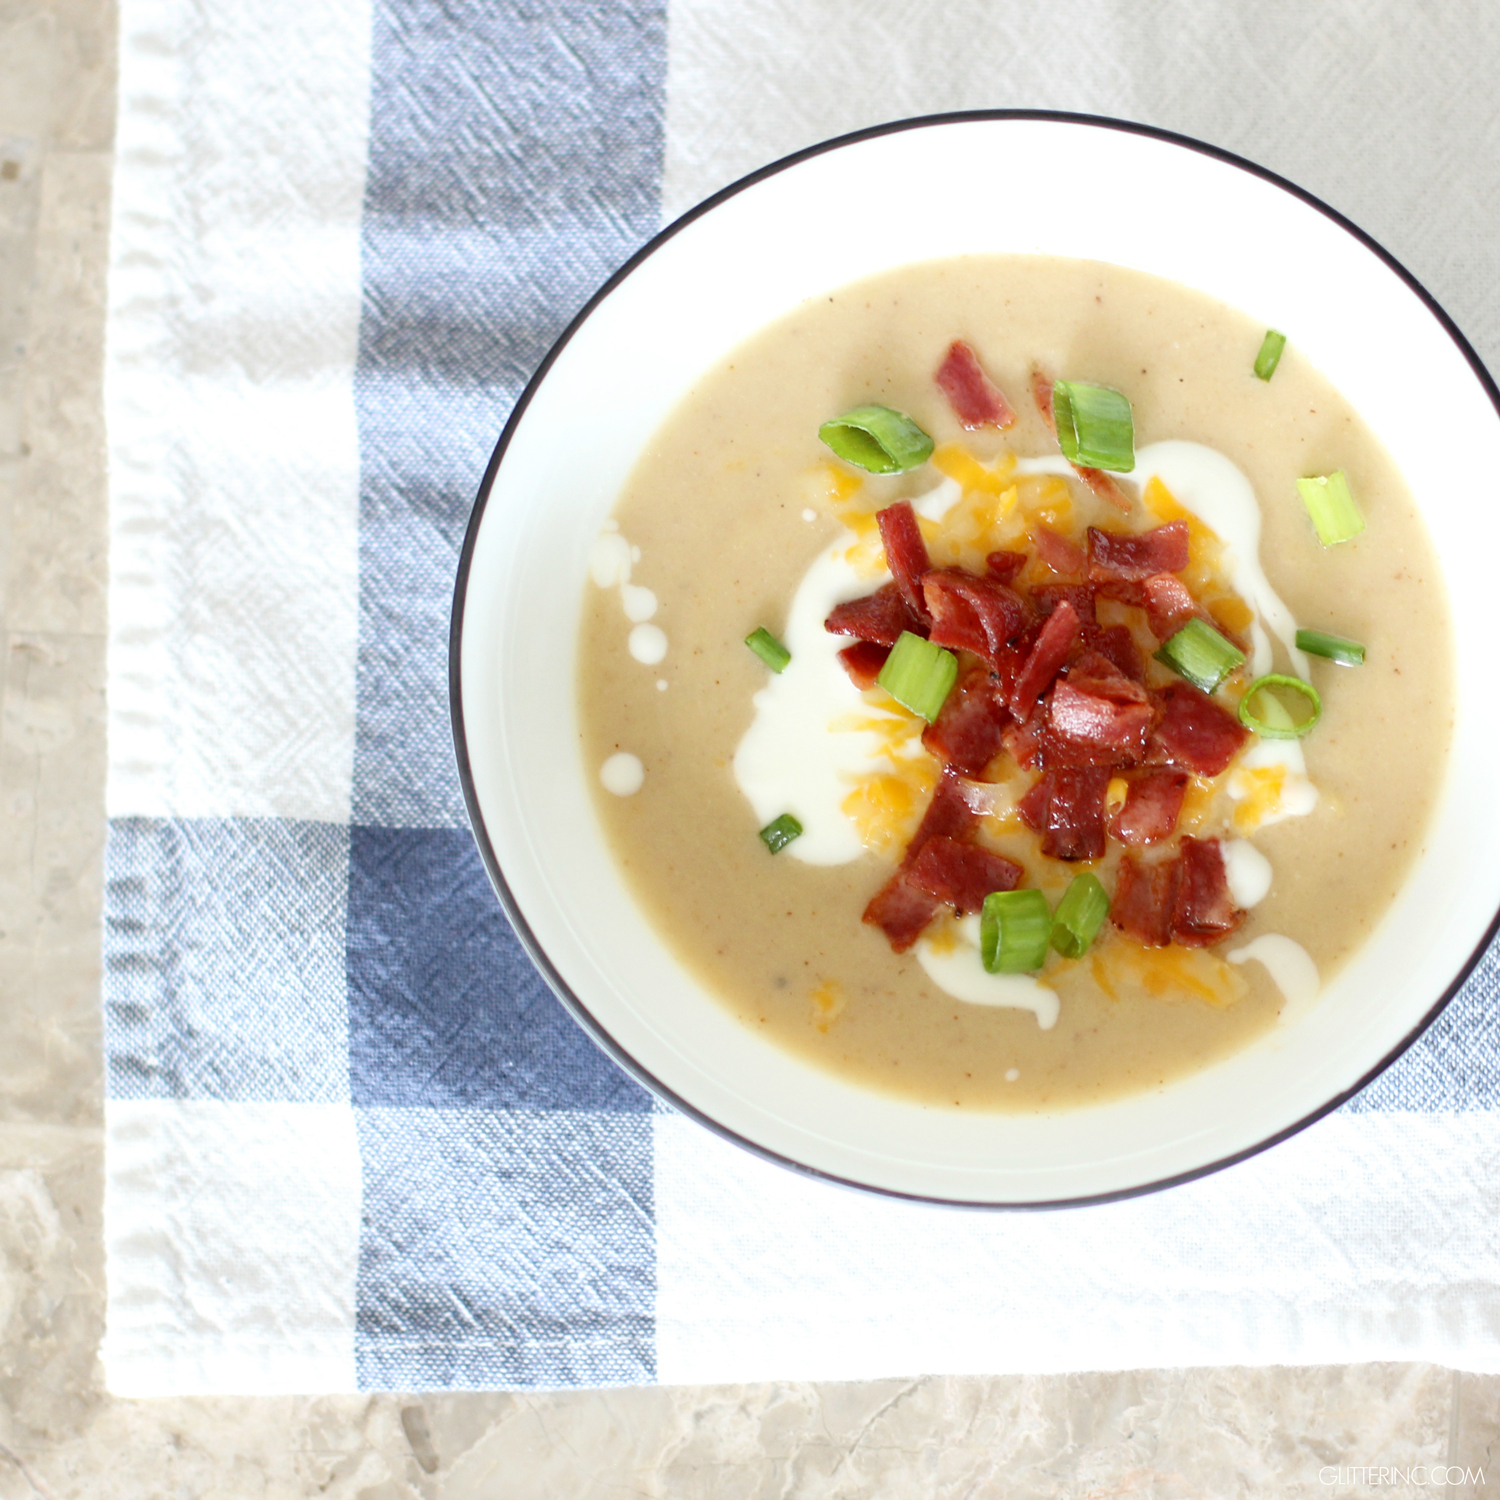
[101,0,1500,1394]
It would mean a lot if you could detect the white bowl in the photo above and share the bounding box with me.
[451,113,1500,1206]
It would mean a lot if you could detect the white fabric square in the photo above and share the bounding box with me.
[103,1101,362,1395]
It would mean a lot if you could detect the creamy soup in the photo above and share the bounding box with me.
[578,255,1452,1112]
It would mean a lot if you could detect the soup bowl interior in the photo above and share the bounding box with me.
[455,115,1500,1205]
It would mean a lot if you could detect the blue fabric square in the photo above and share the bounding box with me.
[1344,941,1500,1111]
[103,817,351,1102]
[354,1106,655,1388]
[351,0,668,828]
[345,825,652,1113]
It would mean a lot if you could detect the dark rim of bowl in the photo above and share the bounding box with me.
[450,108,1500,1211]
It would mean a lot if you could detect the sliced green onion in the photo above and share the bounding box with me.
[818,404,934,474]
[759,813,803,853]
[876,631,958,722]
[1238,674,1322,739]
[1153,617,1246,694]
[981,888,1052,974]
[744,627,790,673]
[1254,329,1286,381]
[1295,628,1365,666]
[1050,873,1111,960]
[1052,381,1135,473]
[1296,471,1364,547]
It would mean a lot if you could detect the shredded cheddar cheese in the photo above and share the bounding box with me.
[1091,941,1248,1008]
[810,979,848,1033]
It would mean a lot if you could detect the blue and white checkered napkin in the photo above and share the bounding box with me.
[101,0,1500,1394]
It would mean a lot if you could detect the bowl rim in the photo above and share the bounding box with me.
[449,107,1500,1211]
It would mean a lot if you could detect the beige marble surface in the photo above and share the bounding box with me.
[3,0,1500,1493]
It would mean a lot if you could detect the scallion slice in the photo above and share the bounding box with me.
[1295,628,1365,666]
[876,631,958,722]
[744,627,790,672]
[1052,381,1135,473]
[1153,617,1246,694]
[1254,329,1286,381]
[981,888,1052,974]
[1296,471,1364,547]
[759,813,803,853]
[1050,873,1110,960]
[818,404,934,474]
[1238,674,1322,739]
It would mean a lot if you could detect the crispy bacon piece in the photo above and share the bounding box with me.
[1030,370,1132,514]
[877,502,932,624]
[1003,714,1045,771]
[1088,521,1190,580]
[1148,683,1248,777]
[1087,623,1144,682]
[1109,770,1189,846]
[985,550,1027,586]
[1171,836,1246,947]
[1047,651,1153,757]
[825,581,925,646]
[1095,573,1241,649]
[922,667,1012,776]
[862,770,977,951]
[907,836,1023,914]
[1017,767,1110,861]
[1009,598,1082,720]
[1142,573,1208,641]
[837,640,890,689]
[1035,526,1087,577]
[862,878,941,955]
[1111,853,1177,947]
[935,340,1015,429]
[922,567,1031,666]
[1030,583,1098,628]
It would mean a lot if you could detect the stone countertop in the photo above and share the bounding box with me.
[2,0,1499,1493]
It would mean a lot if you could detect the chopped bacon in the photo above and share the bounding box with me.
[1017,767,1110,861]
[922,567,1031,666]
[1030,369,1132,513]
[1035,526,1087,577]
[1111,853,1177,947]
[862,771,978,951]
[1109,770,1189,846]
[1142,573,1208,641]
[825,581,926,646]
[1046,651,1153,757]
[861,877,940,955]
[985,550,1028,586]
[1031,369,1057,432]
[907,836,1023,914]
[1031,583,1098,628]
[1171,837,1246,947]
[1008,598,1082,720]
[1088,521,1190,580]
[1003,714,1045,770]
[837,640,890,690]
[1148,683,1248,778]
[1096,572,1238,648]
[935,340,1015,429]
[876,501,932,625]
[1087,623,1144,682]
[922,667,1012,777]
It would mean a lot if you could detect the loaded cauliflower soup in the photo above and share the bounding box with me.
[578,255,1452,1112]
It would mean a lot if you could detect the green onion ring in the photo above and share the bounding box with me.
[1238,674,1322,739]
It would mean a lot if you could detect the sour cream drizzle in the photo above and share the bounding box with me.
[1229,934,1320,1009]
[916,917,1060,1028]
[732,544,904,864]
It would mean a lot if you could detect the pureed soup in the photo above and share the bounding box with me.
[578,255,1452,1112]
